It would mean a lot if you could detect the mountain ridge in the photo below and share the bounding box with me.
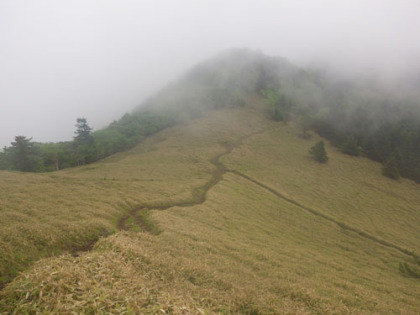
[1,50,419,313]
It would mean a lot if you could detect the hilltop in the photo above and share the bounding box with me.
[1,50,419,313]
[2,49,419,181]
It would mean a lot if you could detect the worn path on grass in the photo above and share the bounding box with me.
[227,171,416,259]
[117,128,269,233]
[119,126,415,260]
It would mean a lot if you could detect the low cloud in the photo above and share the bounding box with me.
[1,0,419,147]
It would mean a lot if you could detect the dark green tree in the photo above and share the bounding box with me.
[9,136,43,171]
[309,140,328,163]
[74,118,93,144]
[73,118,94,165]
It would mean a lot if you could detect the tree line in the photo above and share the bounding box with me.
[0,112,175,172]
[1,49,419,183]
[256,57,420,183]
[261,85,420,183]
[0,84,246,173]
[311,104,420,182]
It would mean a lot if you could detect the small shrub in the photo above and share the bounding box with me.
[309,141,328,163]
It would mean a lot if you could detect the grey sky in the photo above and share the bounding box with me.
[1,0,419,148]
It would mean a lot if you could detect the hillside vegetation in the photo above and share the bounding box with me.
[1,97,420,313]
[2,49,419,182]
[1,50,419,313]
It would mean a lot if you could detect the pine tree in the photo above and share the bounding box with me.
[309,141,328,163]
[9,136,42,171]
[74,118,93,144]
[73,118,94,165]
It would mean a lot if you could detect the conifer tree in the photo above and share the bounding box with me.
[309,140,328,163]
[74,118,93,144]
[9,136,42,171]
[73,118,94,165]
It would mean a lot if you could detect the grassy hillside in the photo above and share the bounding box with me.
[0,108,245,285]
[1,97,419,314]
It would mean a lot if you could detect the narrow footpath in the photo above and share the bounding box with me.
[117,128,268,233]
[118,127,416,260]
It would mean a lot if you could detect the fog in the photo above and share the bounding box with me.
[1,0,419,148]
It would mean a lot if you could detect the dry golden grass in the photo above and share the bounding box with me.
[223,122,420,254]
[0,105,265,285]
[1,98,419,313]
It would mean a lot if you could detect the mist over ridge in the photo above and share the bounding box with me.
[1,1,419,148]
[1,3,420,310]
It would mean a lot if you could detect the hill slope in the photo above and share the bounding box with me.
[1,96,419,313]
